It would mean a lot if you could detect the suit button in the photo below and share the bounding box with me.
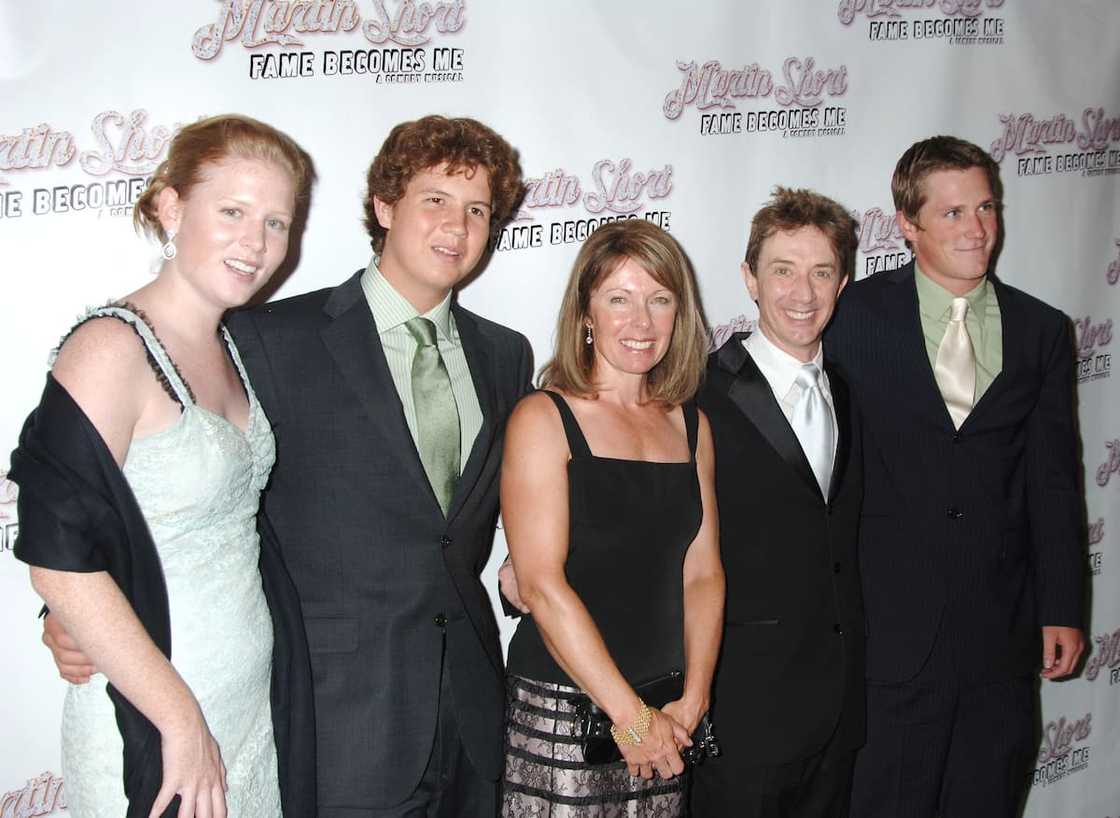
[952,432,961,443]
[440,535,452,548]
[833,624,843,635]
[434,613,448,627]
[946,507,963,520]
[833,562,842,574]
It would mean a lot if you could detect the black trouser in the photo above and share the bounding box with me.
[370,643,497,818]
[691,723,856,818]
[850,632,1034,818]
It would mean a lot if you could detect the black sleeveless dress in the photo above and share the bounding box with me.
[502,391,702,817]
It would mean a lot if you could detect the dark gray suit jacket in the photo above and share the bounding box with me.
[228,270,533,813]
[825,262,1084,685]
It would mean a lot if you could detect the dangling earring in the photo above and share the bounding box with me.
[585,325,593,345]
[161,230,177,261]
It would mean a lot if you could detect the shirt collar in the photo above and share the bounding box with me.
[914,261,989,322]
[360,256,455,340]
[743,324,827,398]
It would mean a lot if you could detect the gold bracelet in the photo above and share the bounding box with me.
[610,700,652,747]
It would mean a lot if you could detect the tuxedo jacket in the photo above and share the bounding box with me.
[227,270,533,813]
[825,261,1084,685]
[697,335,865,767]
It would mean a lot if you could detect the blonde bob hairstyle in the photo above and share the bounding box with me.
[539,219,707,405]
[134,114,312,242]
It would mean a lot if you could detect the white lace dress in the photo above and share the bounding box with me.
[59,306,281,817]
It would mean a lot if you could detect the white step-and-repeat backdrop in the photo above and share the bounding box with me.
[2,1,1117,815]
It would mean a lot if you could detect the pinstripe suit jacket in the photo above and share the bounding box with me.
[825,261,1084,684]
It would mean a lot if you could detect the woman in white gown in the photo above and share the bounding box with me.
[14,115,310,818]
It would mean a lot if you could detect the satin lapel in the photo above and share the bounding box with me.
[961,276,1015,427]
[445,304,496,524]
[825,362,851,504]
[885,265,956,431]
[319,279,433,501]
[717,334,822,500]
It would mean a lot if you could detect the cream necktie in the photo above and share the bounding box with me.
[934,297,976,430]
[790,363,835,498]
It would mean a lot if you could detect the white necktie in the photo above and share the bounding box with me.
[791,363,835,497]
[934,297,976,430]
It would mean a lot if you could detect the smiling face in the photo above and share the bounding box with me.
[158,156,295,311]
[373,163,492,312]
[585,257,679,384]
[744,224,847,362]
[899,166,998,295]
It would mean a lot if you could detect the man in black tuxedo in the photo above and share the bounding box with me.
[692,188,865,817]
[45,116,532,817]
[826,136,1085,818]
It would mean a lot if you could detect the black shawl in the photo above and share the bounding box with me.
[10,374,315,817]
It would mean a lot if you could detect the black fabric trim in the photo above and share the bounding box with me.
[503,743,622,772]
[502,779,683,806]
[508,697,578,722]
[507,723,582,745]
[507,675,585,702]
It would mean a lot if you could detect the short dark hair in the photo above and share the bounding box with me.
[892,135,1003,225]
[745,187,858,282]
[363,115,523,252]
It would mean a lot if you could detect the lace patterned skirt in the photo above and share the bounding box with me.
[502,675,686,818]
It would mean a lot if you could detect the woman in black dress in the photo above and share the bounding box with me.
[501,220,724,817]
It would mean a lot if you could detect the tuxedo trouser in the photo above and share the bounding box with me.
[690,722,856,818]
[369,637,498,818]
[849,630,1034,818]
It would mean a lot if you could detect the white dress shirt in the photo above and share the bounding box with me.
[743,328,839,462]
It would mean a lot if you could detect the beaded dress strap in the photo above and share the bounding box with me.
[542,391,593,459]
[74,305,195,408]
[218,325,254,406]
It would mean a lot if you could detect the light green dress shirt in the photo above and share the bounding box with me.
[360,258,483,473]
[915,263,1003,402]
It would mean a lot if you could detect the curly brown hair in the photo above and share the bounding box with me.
[134,114,312,243]
[363,115,524,252]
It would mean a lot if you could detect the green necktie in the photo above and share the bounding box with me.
[405,317,460,516]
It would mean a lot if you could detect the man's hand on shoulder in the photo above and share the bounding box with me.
[43,612,96,684]
[1041,625,1084,680]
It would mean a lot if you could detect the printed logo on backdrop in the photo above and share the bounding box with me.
[709,315,757,352]
[1088,517,1104,576]
[192,0,468,86]
[991,107,1120,178]
[1097,439,1120,488]
[0,110,176,223]
[662,57,849,139]
[1107,240,1120,286]
[0,771,65,817]
[1085,623,1120,686]
[1032,711,1091,788]
[854,205,911,279]
[0,470,19,557]
[489,159,674,253]
[1075,316,1112,385]
[838,0,1007,46]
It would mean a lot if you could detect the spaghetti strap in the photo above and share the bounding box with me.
[683,400,699,460]
[60,304,195,408]
[542,390,593,459]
